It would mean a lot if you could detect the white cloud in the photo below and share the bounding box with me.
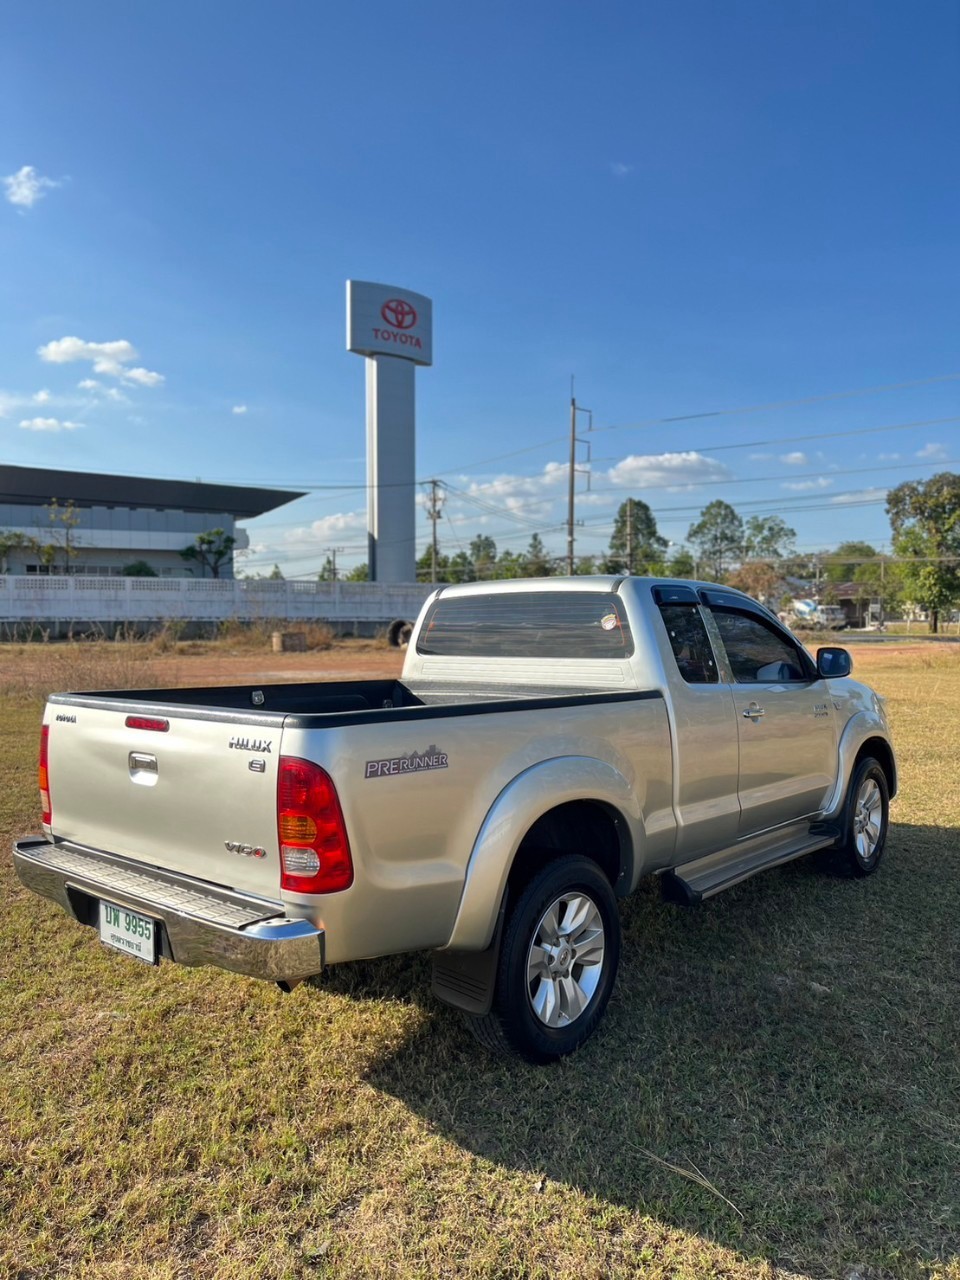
[232,404,248,415]
[782,476,833,492]
[610,162,633,177]
[19,416,82,432]
[39,336,136,373]
[878,452,900,461]
[780,451,807,465]
[831,488,887,505]
[124,366,165,387]
[4,165,61,210]
[461,461,569,506]
[78,379,100,390]
[37,336,164,386]
[916,442,948,461]
[105,387,130,403]
[33,389,51,404]
[606,450,734,490]
[282,511,367,547]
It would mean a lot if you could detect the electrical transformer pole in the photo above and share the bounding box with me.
[425,479,445,583]
[567,395,577,575]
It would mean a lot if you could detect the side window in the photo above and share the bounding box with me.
[658,605,719,684]
[711,609,809,683]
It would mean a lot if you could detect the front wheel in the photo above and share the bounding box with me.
[828,756,890,877]
[466,855,621,1063]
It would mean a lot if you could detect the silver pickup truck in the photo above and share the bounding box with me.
[14,577,896,1063]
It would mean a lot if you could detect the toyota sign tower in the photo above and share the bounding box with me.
[346,280,433,583]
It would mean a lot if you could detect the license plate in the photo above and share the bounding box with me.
[98,900,158,965]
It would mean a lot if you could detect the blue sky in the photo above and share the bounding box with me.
[1,0,958,576]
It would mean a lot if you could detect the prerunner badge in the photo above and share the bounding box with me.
[364,745,449,779]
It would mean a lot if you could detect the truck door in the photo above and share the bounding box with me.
[703,595,838,836]
[653,588,740,859]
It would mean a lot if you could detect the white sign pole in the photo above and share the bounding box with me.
[365,355,416,583]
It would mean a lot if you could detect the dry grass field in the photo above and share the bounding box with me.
[1,638,958,1279]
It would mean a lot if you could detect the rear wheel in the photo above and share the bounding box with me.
[827,756,889,877]
[466,855,621,1063]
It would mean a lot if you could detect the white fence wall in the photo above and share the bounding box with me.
[0,576,434,624]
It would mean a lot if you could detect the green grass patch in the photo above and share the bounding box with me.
[1,652,959,1277]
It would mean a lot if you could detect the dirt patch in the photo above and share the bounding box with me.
[141,641,405,686]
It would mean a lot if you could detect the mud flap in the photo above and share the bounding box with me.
[431,896,507,1016]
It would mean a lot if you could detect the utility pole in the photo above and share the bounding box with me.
[322,546,344,581]
[424,480,445,583]
[626,498,634,575]
[567,394,577,575]
[566,385,593,575]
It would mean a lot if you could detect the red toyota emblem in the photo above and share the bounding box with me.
[380,298,417,330]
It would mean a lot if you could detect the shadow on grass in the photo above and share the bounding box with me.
[327,821,960,1275]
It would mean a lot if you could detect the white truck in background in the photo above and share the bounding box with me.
[783,599,848,630]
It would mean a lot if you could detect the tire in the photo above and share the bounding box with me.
[387,619,413,649]
[466,855,621,1064]
[826,756,890,877]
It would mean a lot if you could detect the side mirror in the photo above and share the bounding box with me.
[817,646,851,678]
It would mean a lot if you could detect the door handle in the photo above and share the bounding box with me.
[742,704,765,719]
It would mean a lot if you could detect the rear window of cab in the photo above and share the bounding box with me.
[416,592,634,659]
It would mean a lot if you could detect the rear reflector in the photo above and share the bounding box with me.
[125,716,170,732]
[278,757,353,894]
[39,724,51,826]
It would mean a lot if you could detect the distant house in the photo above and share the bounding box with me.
[826,581,878,627]
[0,465,304,579]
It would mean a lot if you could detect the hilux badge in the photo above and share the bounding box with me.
[229,736,272,753]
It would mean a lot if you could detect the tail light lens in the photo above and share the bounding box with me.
[39,724,52,826]
[277,757,353,894]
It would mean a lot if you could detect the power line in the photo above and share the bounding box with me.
[609,412,960,458]
[427,372,960,476]
[592,373,960,435]
[581,454,960,500]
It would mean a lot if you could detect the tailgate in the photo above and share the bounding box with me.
[45,702,283,897]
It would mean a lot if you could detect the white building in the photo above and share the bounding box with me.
[0,465,304,579]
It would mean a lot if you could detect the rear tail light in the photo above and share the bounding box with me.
[39,724,51,826]
[277,757,353,894]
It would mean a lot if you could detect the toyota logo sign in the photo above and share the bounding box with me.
[381,298,418,330]
[347,280,432,366]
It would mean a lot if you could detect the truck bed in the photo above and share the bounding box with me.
[48,677,658,727]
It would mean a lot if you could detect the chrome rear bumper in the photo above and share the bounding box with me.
[12,837,324,982]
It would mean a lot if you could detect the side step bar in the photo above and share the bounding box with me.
[661,826,839,906]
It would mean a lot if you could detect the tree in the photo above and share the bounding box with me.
[495,549,527,579]
[122,560,158,577]
[448,550,473,583]
[606,498,668,574]
[343,563,368,582]
[725,561,781,605]
[37,499,82,574]
[0,531,36,574]
[178,528,236,579]
[525,533,553,577]
[667,546,696,579]
[268,563,285,580]
[887,472,960,633]
[824,541,879,585]
[469,534,498,579]
[687,500,744,579]
[742,515,796,561]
